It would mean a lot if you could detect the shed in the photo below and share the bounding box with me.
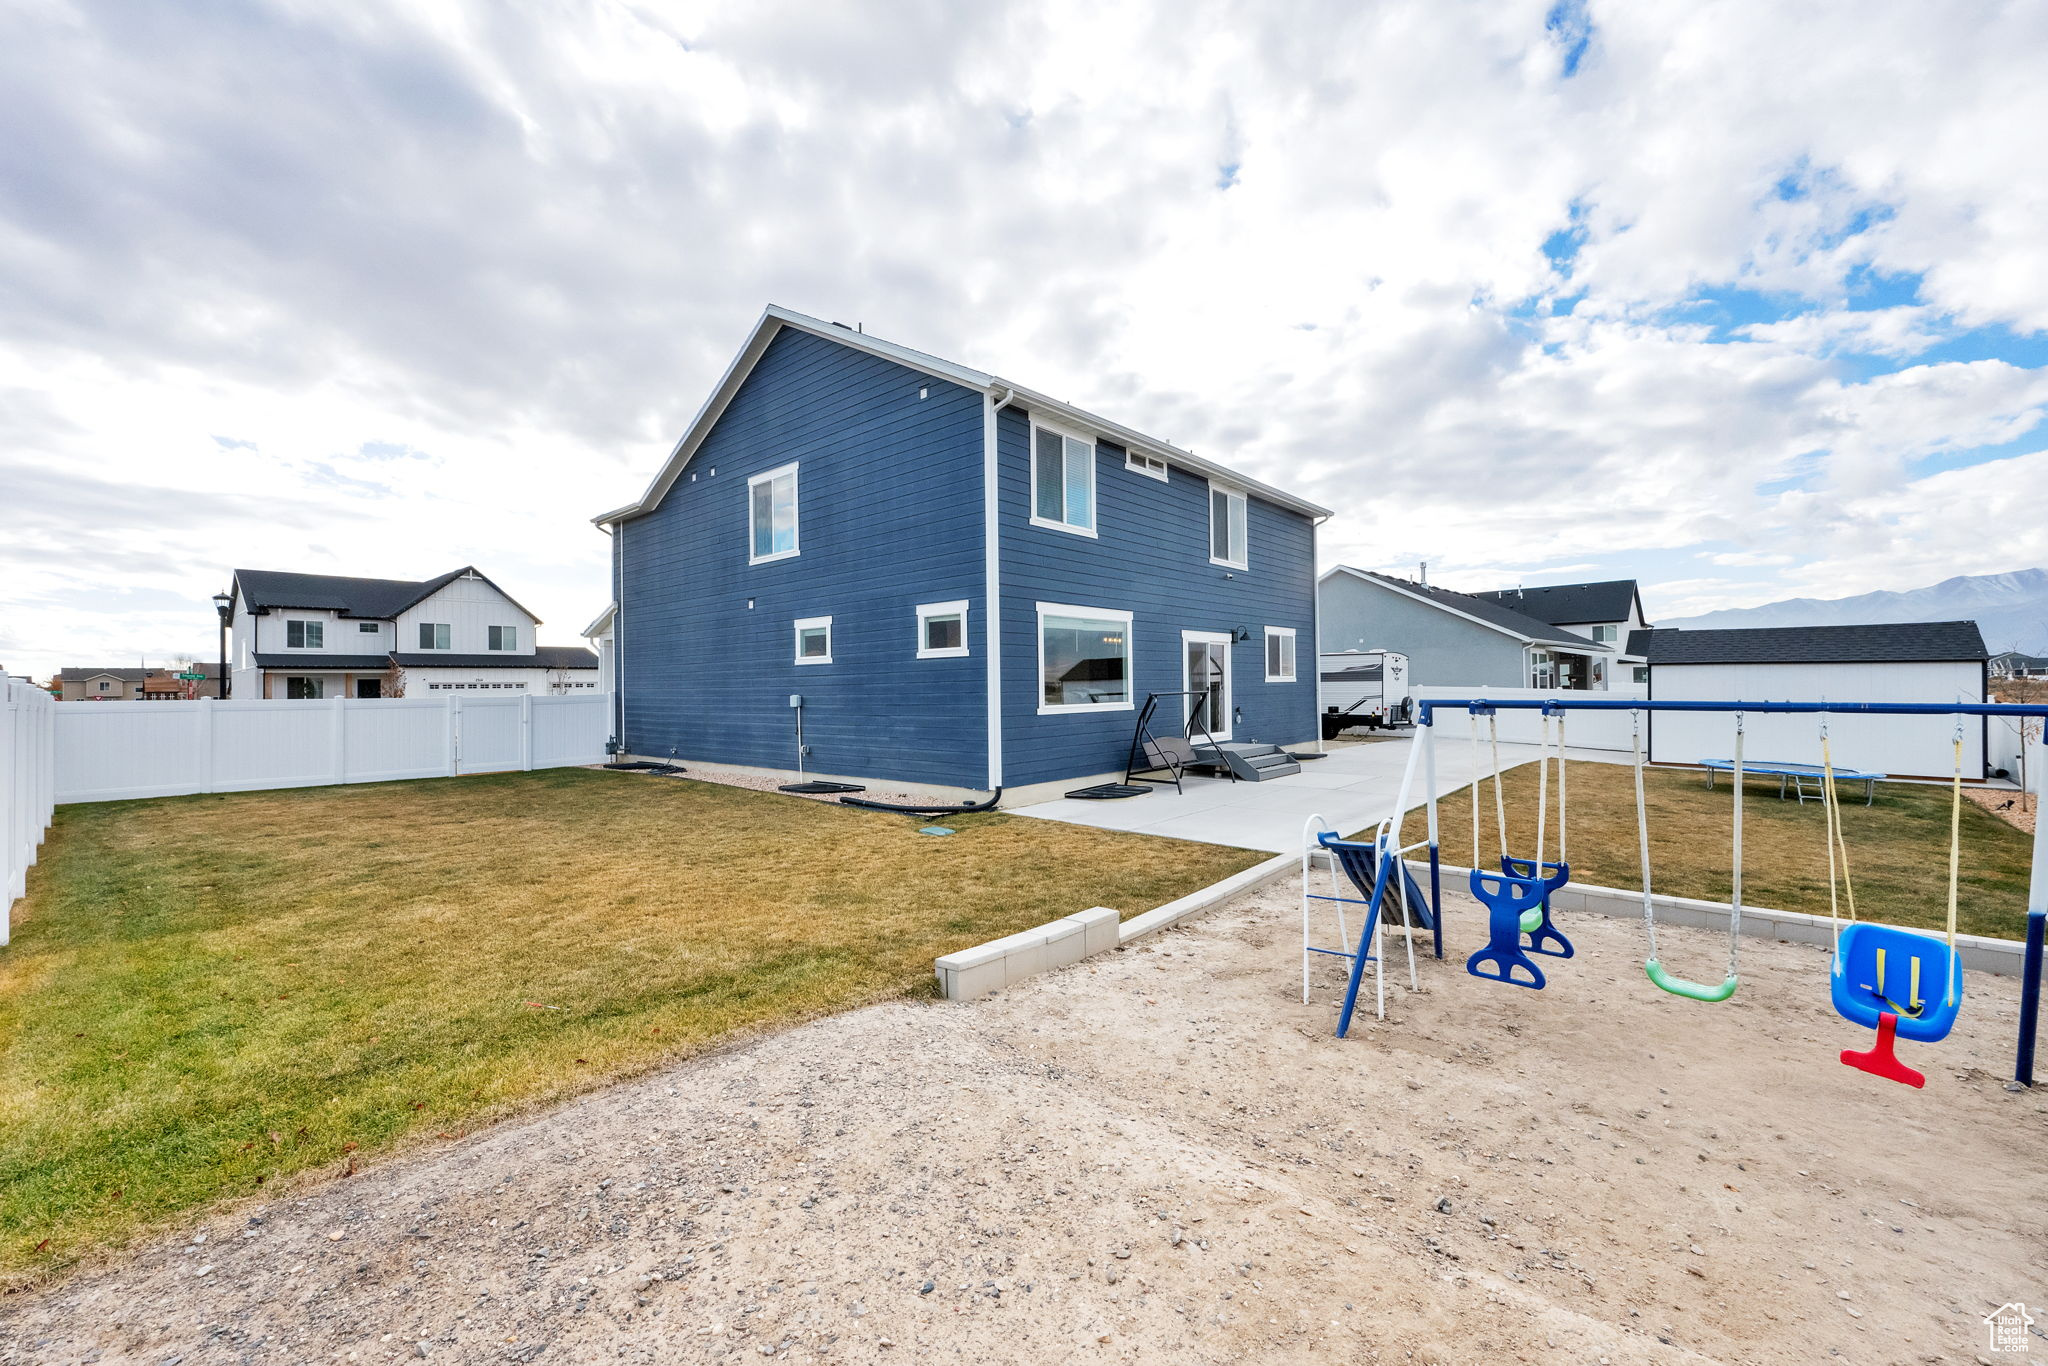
[1634,621,1990,779]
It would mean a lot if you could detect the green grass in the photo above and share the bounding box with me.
[0,769,1260,1279]
[1409,761,2035,939]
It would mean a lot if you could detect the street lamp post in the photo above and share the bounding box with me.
[212,591,233,700]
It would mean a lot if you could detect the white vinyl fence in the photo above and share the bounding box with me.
[4,679,57,943]
[54,693,611,805]
[1413,686,1648,752]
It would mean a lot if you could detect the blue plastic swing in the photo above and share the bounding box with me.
[1465,866,1551,989]
[1821,731,1967,1088]
[1501,855,1574,958]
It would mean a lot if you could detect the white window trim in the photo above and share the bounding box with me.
[1263,626,1297,682]
[1028,419,1099,539]
[1035,601,1135,715]
[1181,629,1233,741]
[748,461,801,565]
[794,615,833,665]
[286,618,325,649]
[1208,484,1249,570]
[915,599,971,659]
[1125,450,1169,482]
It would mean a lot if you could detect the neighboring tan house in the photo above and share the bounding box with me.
[56,667,153,701]
[224,567,600,700]
[1317,568,1629,691]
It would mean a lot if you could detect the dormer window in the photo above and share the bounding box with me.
[286,619,324,649]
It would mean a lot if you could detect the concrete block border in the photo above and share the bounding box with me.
[932,850,1301,1001]
[1414,860,2030,977]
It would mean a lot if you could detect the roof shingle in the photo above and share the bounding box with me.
[1471,580,1643,627]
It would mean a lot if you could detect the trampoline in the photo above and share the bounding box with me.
[1700,758,1884,805]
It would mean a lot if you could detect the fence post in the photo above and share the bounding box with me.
[446,694,461,777]
[520,693,534,771]
[3,685,16,946]
[198,696,216,794]
[333,696,349,786]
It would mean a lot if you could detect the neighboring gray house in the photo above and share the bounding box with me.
[1470,578,1652,687]
[1318,567,1627,690]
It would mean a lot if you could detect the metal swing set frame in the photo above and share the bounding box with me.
[1304,696,2048,1088]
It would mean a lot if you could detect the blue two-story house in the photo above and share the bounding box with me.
[595,306,1330,805]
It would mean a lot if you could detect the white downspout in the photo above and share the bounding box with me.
[983,384,1012,792]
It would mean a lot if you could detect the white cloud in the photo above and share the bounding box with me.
[1,0,2045,675]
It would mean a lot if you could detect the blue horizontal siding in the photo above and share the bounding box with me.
[996,405,1319,786]
[618,327,987,786]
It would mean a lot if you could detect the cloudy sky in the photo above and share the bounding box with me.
[4,0,2046,678]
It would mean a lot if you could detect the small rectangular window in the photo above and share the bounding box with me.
[1037,603,1133,713]
[1633,665,1650,685]
[286,677,324,700]
[487,625,517,651]
[1030,423,1097,535]
[286,619,324,649]
[749,463,800,563]
[418,622,451,650]
[794,616,832,664]
[1125,450,1169,482]
[916,600,970,659]
[1264,627,1297,682]
[358,621,379,634]
[1209,486,1248,569]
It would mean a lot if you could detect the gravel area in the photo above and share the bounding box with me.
[2,877,2041,1365]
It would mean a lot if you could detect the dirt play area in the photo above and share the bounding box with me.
[2,875,2042,1366]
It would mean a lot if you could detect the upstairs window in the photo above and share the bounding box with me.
[1209,486,1248,569]
[794,616,833,664]
[749,463,800,564]
[1126,450,1169,482]
[1031,423,1096,535]
[418,622,451,650]
[1591,624,1618,643]
[916,600,970,659]
[1264,626,1297,682]
[286,619,324,649]
[487,625,518,651]
[358,621,380,634]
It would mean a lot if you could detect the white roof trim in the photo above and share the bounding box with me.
[1320,565,1615,652]
[594,304,1332,525]
[582,603,616,638]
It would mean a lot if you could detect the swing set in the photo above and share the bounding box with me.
[1303,696,2048,1090]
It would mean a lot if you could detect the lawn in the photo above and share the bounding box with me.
[1408,761,2036,939]
[0,769,1260,1279]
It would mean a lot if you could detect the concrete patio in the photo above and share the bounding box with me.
[1012,735,1576,851]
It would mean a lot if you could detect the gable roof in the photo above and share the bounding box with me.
[56,667,152,683]
[595,304,1333,526]
[231,567,542,624]
[1470,579,1645,627]
[1630,621,1989,665]
[1321,567,1598,649]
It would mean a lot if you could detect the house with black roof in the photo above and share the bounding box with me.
[1629,620,1990,778]
[1318,568,1640,692]
[1470,578,1651,683]
[224,567,600,701]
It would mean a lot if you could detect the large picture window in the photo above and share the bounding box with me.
[1209,485,1248,569]
[749,463,800,563]
[1037,603,1133,713]
[1031,423,1096,535]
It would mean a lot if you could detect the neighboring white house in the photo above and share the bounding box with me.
[225,567,601,700]
[1470,579,1652,687]
[583,603,616,694]
[1634,620,1990,779]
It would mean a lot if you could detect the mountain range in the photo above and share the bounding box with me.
[1655,569,2048,655]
